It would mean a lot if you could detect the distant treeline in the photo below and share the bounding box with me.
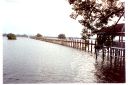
[3,33,28,37]
[3,33,81,40]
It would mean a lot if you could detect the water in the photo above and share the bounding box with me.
[3,37,125,83]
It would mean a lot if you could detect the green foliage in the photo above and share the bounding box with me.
[68,0,124,31]
[81,35,87,40]
[36,33,42,37]
[7,33,16,40]
[68,0,124,48]
[58,34,66,39]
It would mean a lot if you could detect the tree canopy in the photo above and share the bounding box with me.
[36,33,42,37]
[58,34,66,39]
[68,0,124,32]
[7,33,16,40]
[68,0,124,48]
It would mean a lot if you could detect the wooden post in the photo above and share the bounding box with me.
[82,40,84,50]
[110,47,112,57]
[102,46,105,60]
[64,40,66,46]
[78,40,80,49]
[69,40,70,47]
[71,40,72,47]
[111,48,113,56]
[123,49,125,65]
[77,40,78,49]
[91,40,92,53]
[72,40,74,48]
[80,40,82,50]
[72,40,73,47]
[95,48,98,60]
[66,40,68,46]
[119,36,121,42]
[94,41,96,53]
[76,40,79,49]
[70,40,72,47]
[115,49,117,57]
[85,40,86,51]
[73,40,74,48]
[123,49,125,57]
[88,40,89,52]
[64,40,67,46]
[67,40,68,46]
[66,40,67,46]
[81,40,82,50]
[118,49,120,56]
[107,47,110,60]
[69,40,71,47]
[119,49,122,57]
[74,40,76,48]
[76,40,77,48]
[75,40,77,48]
[107,47,110,56]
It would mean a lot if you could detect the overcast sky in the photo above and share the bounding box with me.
[0,0,125,37]
[0,0,83,37]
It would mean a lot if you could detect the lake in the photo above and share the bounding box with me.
[3,37,125,83]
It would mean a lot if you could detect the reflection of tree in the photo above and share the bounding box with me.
[94,58,125,83]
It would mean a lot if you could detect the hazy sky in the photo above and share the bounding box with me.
[0,0,83,37]
[0,0,125,37]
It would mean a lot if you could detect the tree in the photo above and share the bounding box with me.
[7,33,16,40]
[68,0,124,47]
[58,34,66,39]
[68,0,124,30]
[36,33,42,37]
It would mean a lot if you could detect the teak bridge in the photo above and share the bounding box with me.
[30,36,125,65]
[30,23,125,66]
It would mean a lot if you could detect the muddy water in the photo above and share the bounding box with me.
[3,37,125,83]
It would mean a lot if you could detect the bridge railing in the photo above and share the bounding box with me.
[30,37,96,53]
[30,37,125,62]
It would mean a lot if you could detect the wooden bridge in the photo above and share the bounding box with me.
[30,36,125,64]
[31,37,96,53]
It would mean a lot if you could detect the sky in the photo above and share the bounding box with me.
[0,0,83,37]
[0,0,125,37]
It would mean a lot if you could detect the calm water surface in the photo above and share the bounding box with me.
[3,37,125,83]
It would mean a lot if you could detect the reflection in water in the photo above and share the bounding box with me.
[71,54,97,83]
[3,37,125,83]
[94,55,125,83]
